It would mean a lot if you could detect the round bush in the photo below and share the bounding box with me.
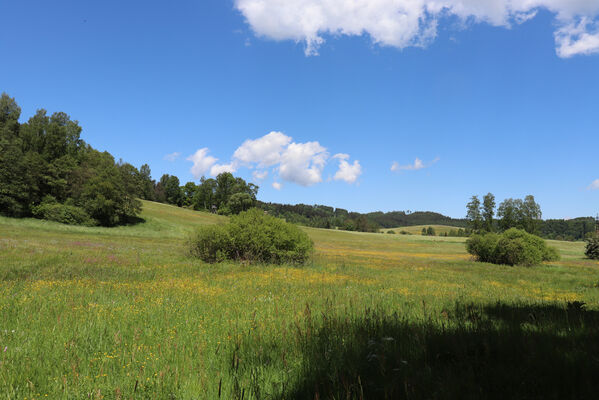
[466,232,500,263]
[586,236,599,260]
[188,208,313,264]
[466,228,560,266]
[187,224,232,263]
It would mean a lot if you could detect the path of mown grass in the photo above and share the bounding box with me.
[0,201,598,399]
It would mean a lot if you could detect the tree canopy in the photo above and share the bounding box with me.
[0,93,140,226]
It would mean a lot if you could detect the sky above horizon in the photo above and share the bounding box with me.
[2,0,598,219]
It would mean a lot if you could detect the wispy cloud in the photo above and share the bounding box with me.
[391,157,439,172]
[252,170,268,180]
[588,179,599,190]
[163,152,181,162]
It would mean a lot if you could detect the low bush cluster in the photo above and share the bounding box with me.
[187,208,313,264]
[31,197,94,226]
[466,228,560,266]
[586,236,599,260]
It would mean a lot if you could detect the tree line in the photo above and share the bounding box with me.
[463,193,594,240]
[0,93,258,226]
[466,193,543,234]
[142,172,258,215]
[256,201,379,232]
[255,203,468,233]
[0,93,141,226]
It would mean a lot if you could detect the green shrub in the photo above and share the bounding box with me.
[466,233,500,263]
[188,208,313,264]
[32,197,94,226]
[386,230,396,234]
[586,236,599,260]
[187,224,232,263]
[466,228,560,266]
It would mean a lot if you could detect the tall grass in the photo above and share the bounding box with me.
[0,201,597,398]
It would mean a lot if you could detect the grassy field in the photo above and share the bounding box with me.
[1,201,598,399]
[382,225,463,235]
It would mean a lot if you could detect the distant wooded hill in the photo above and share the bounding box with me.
[257,201,595,240]
[256,201,467,233]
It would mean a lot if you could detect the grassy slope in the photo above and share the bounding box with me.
[0,201,598,399]
[382,224,463,235]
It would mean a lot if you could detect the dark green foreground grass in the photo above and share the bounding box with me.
[231,302,599,399]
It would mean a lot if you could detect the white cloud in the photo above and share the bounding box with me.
[588,179,599,190]
[333,153,362,184]
[391,157,438,172]
[163,152,181,162]
[233,131,292,167]
[187,133,359,188]
[210,162,238,176]
[235,0,599,57]
[279,141,329,186]
[252,170,269,180]
[391,158,424,171]
[555,18,599,57]
[187,148,218,179]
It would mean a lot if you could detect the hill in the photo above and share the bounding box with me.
[365,211,467,228]
[257,201,467,231]
[383,224,465,235]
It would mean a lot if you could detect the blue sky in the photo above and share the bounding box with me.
[2,0,598,219]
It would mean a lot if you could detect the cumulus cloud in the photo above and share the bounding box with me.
[187,148,218,179]
[234,131,333,186]
[210,162,238,176]
[333,153,362,184]
[163,152,181,162]
[391,157,438,172]
[588,179,599,190]
[233,131,292,167]
[279,141,329,186]
[187,132,359,188]
[235,0,599,57]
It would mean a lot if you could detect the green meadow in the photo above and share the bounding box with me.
[1,201,598,399]
[381,225,462,235]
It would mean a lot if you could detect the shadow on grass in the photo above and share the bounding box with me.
[121,215,146,226]
[229,302,599,399]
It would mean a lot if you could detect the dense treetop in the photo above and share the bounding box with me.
[0,93,141,226]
